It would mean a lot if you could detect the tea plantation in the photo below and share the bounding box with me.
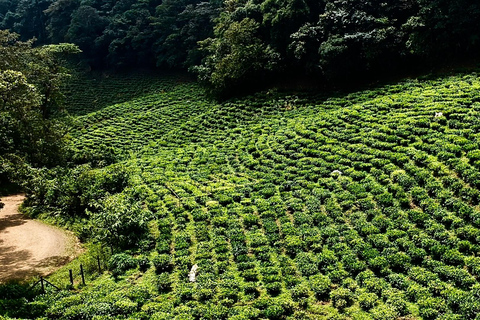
[7,71,480,319]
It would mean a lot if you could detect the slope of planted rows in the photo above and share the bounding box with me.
[56,72,480,319]
[66,72,207,159]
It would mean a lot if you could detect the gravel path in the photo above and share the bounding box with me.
[0,194,79,283]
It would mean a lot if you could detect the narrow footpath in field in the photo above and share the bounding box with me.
[0,194,80,283]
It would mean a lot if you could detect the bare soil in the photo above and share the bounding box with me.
[0,194,80,283]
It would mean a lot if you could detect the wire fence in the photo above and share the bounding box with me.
[28,246,112,294]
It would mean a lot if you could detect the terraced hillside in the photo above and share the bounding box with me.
[14,72,480,319]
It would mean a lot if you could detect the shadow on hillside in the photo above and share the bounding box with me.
[65,70,195,117]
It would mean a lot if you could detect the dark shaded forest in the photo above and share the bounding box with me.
[2,0,480,94]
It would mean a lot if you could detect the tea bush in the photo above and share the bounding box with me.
[11,70,480,319]
[108,253,138,277]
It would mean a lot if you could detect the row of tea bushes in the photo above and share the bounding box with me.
[17,71,480,319]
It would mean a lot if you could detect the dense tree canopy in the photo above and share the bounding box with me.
[0,30,79,189]
[1,0,480,93]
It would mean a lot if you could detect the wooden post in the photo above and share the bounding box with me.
[69,269,74,286]
[80,264,85,285]
[40,277,45,294]
[97,256,101,273]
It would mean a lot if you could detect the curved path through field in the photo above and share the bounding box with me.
[0,194,80,283]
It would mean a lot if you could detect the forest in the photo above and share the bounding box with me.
[1,0,480,94]
[2,0,480,320]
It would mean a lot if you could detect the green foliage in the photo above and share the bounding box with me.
[108,253,138,277]
[195,18,279,95]
[358,291,378,310]
[330,287,354,310]
[3,0,480,94]
[0,30,79,183]
[137,255,150,272]
[10,70,480,319]
[89,192,152,250]
[156,273,172,292]
[152,254,173,274]
[308,274,331,299]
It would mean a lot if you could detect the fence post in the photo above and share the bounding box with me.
[80,264,85,285]
[97,256,101,274]
[40,277,45,294]
[69,269,74,286]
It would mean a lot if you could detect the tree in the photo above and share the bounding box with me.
[0,30,80,118]
[0,30,79,189]
[44,0,79,43]
[101,1,156,67]
[152,0,219,68]
[66,5,107,65]
[89,192,151,249]
[195,17,279,95]
[2,0,51,43]
[406,0,480,61]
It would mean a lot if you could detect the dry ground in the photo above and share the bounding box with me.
[0,194,80,283]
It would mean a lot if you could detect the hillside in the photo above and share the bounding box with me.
[5,70,480,319]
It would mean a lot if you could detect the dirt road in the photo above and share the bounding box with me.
[0,194,79,283]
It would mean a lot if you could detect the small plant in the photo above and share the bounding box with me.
[137,254,150,272]
[108,253,138,276]
[152,254,173,274]
[157,273,172,292]
[309,274,331,299]
[330,287,354,310]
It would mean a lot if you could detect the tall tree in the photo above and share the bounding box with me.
[3,0,51,42]
[44,0,79,43]
[66,5,107,66]
[406,0,480,60]
[0,30,79,190]
[153,1,219,68]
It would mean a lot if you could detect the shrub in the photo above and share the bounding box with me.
[152,254,173,274]
[114,298,138,315]
[370,303,399,320]
[291,283,310,303]
[418,297,447,320]
[242,269,259,282]
[295,252,318,276]
[285,235,304,255]
[108,253,138,276]
[264,303,285,319]
[386,251,411,271]
[368,256,389,273]
[330,287,354,310]
[91,193,152,250]
[137,255,150,272]
[363,277,388,296]
[266,282,282,295]
[317,248,338,271]
[244,283,260,298]
[384,288,408,315]
[243,214,259,228]
[465,256,480,276]
[376,192,394,207]
[358,291,378,310]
